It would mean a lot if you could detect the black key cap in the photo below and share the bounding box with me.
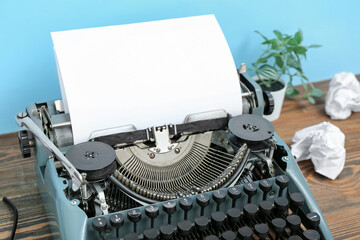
[128,208,142,233]
[159,224,174,240]
[92,216,107,239]
[303,229,321,240]
[275,175,289,197]
[205,235,219,240]
[286,214,301,233]
[254,223,269,240]
[271,218,286,239]
[124,232,139,240]
[109,214,124,238]
[211,211,226,228]
[179,197,193,220]
[162,201,176,224]
[288,235,302,240]
[145,205,159,228]
[143,228,159,240]
[196,193,210,216]
[195,216,209,232]
[177,220,192,237]
[227,208,241,224]
[237,226,252,240]
[243,203,258,223]
[290,192,304,214]
[212,189,226,211]
[274,197,289,217]
[305,212,321,229]
[243,182,257,203]
[258,200,273,220]
[227,186,242,207]
[221,230,236,240]
[259,179,273,200]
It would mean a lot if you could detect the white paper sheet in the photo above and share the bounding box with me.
[51,15,242,144]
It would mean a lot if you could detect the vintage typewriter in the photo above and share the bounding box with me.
[16,71,333,240]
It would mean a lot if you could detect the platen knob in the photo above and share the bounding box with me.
[18,130,31,158]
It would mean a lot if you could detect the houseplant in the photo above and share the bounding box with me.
[248,29,323,121]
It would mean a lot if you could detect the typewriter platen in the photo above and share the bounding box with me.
[16,73,333,239]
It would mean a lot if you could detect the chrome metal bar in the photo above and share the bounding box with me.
[16,113,83,191]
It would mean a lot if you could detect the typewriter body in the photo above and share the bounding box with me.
[16,72,333,240]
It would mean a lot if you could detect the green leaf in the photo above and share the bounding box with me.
[307,96,315,104]
[270,39,280,50]
[275,56,284,69]
[308,44,322,48]
[255,31,268,41]
[273,30,283,40]
[257,57,268,64]
[295,46,307,55]
[309,88,324,98]
[287,54,301,71]
[288,37,299,46]
[286,84,300,97]
[257,64,279,80]
[294,29,303,44]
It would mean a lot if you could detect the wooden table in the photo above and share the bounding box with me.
[0,80,359,239]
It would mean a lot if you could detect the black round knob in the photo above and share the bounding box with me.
[290,192,304,214]
[286,214,301,232]
[290,192,304,207]
[212,190,226,210]
[227,208,241,224]
[254,223,268,239]
[18,130,31,158]
[110,213,124,228]
[237,226,252,240]
[128,208,142,232]
[271,218,286,234]
[196,193,210,216]
[124,232,139,240]
[303,229,321,240]
[288,235,302,240]
[179,197,193,220]
[275,175,289,196]
[92,216,107,232]
[305,212,321,229]
[243,203,258,221]
[259,200,273,219]
[211,211,226,228]
[263,90,275,115]
[143,228,159,240]
[259,179,273,200]
[274,197,289,216]
[227,186,242,207]
[221,230,236,240]
[205,235,219,240]
[145,205,159,227]
[177,220,192,237]
[145,205,160,219]
[162,201,176,224]
[159,224,174,240]
[243,182,257,203]
[128,209,142,223]
[195,216,209,232]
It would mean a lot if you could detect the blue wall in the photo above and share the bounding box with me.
[1,0,360,133]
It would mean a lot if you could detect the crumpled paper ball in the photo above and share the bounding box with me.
[291,122,345,180]
[325,72,360,120]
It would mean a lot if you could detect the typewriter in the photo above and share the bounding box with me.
[16,70,333,240]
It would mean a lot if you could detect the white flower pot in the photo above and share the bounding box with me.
[253,77,287,122]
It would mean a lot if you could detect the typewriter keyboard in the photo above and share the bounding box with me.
[89,175,322,240]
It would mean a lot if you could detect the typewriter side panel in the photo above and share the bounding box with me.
[274,134,333,240]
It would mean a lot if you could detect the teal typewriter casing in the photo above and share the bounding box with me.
[18,74,333,240]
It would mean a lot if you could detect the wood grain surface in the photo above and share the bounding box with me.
[0,79,359,239]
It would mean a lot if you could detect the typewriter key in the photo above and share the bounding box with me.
[237,226,252,240]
